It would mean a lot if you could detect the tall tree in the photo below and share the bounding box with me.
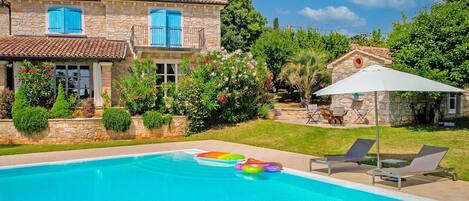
[251,29,298,82]
[221,0,266,52]
[388,0,468,123]
[350,29,386,47]
[279,49,330,102]
[273,17,279,30]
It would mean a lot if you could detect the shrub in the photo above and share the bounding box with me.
[143,111,164,129]
[114,58,164,115]
[81,98,95,118]
[0,90,15,119]
[12,85,30,118]
[163,114,173,125]
[49,83,72,119]
[13,107,49,135]
[258,105,270,119]
[102,108,131,132]
[101,91,111,110]
[68,94,80,110]
[175,50,273,133]
[17,60,54,107]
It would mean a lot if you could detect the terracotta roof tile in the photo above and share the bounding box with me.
[0,36,127,60]
[351,44,392,60]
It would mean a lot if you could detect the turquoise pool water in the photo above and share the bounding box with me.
[0,151,403,201]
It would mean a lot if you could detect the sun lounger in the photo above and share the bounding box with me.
[369,145,454,190]
[310,138,375,175]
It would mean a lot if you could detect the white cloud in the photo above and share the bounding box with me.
[275,8,291,15]
[349,0,416,9]
[336,29,356,36]
[299,6,366,27]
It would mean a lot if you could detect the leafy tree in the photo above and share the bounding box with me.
[350,29,387,47]
[388,0,469,122]
[273,17,279,30]
[221,0,266,52]
[279,49,329,103]
[320,32,350,62]
[251,29,298,81]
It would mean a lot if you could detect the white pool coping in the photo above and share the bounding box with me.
[0,149,433,201]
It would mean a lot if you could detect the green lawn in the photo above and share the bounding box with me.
[1,120,468,180]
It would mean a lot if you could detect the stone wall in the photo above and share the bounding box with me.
[0,116,187,144]
[463,88,469,118]
[0,7,8,36]
[330,51,395,124]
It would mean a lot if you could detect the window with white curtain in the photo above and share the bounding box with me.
[156,63,180,85]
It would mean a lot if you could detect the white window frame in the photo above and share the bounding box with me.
[53,62,93,100]
[156,63,180,84]
[448,93,457,114]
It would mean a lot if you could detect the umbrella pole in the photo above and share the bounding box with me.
[374,91,381,169]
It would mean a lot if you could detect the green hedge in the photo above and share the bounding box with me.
[143,111,163,129]
[102,108,131,132]
[13,107,49,135]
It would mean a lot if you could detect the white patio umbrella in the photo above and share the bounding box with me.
[314,64,464,168]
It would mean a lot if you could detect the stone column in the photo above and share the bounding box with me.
[0,61,7,91]
[99,62,113,106]
[92,62,103,107]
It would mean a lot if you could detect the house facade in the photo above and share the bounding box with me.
[327,45,469,125]
[0,0,226,106]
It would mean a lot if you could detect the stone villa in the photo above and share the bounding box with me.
[327,45,469,125]
[0,0,226,106]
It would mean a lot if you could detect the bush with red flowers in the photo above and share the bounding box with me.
[17,60,54,107]
[174,50,272,133]
[114,58,164,115]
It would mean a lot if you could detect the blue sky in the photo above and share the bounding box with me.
[253,0,438,36]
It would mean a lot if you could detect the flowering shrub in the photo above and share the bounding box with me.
[17,60,54,107]
[175,50,272,133]
[114,58,164,115]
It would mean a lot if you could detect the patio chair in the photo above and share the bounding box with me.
[310,138,376,175]
[306,104,320,124]
[331,106,348,124]
[369,145,456,190]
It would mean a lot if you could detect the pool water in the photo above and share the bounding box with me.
[0,151,403,201]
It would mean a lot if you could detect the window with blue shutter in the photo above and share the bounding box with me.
[48,7,83,34]
[150,9,182,47]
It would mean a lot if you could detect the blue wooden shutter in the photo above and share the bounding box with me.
[48,8,64,33]
[151,10,167,47]
[167,11,182,47]
[64,8,82,34]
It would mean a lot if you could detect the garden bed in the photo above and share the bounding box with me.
[0,116,187,144]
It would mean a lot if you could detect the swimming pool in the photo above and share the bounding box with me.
[0,150,429,201]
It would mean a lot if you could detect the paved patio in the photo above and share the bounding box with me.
[0,140,467,200]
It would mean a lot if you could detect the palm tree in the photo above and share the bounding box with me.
[279,49,329,103]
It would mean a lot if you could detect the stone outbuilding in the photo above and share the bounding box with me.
[326,45,468,125]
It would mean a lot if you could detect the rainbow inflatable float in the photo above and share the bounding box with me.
[195,152,245,167]
[235,158,283,174]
